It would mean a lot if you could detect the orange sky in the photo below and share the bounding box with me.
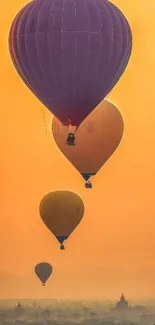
[1,0,155,300]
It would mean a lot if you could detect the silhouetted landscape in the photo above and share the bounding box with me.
[1,295,155,325]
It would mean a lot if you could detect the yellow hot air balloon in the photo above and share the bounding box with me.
[52,100,124,188]
[39,191,84,249]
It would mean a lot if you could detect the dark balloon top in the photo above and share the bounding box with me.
[9,0,132,125]
[35,262,53,284]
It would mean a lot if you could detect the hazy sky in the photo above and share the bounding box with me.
[1,0,155,300]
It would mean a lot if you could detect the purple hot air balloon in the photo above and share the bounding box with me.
[9,0,132,128]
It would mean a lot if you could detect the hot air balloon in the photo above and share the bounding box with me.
[9,0,132,142]
[35,262,53,286]
[52,100,124,187]
[39,191,84,249]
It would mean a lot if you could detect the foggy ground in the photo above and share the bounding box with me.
[0,299,155,325]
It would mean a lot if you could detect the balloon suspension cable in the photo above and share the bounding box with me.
[74,125,79,134]
[42,107,48,134]
[69,123,75,134]
[68,119,78,135]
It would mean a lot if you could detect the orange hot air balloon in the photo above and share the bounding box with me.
[52,100,124,188]
[39,191,84,249]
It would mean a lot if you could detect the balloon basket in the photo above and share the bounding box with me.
[85,181,92,189]
[67,133,76,146]
[42,283,46,286]
[60,244,65,250]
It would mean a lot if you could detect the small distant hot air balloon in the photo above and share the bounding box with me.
[39,191,84,249]
[35,262,53,286]
[8,0,132,142]
[52,100,124,187]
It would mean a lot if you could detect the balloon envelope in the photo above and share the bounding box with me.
[39,191,84,247]
[35,262,53,285]
[52,100,124,182]
[9,0,132,126]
